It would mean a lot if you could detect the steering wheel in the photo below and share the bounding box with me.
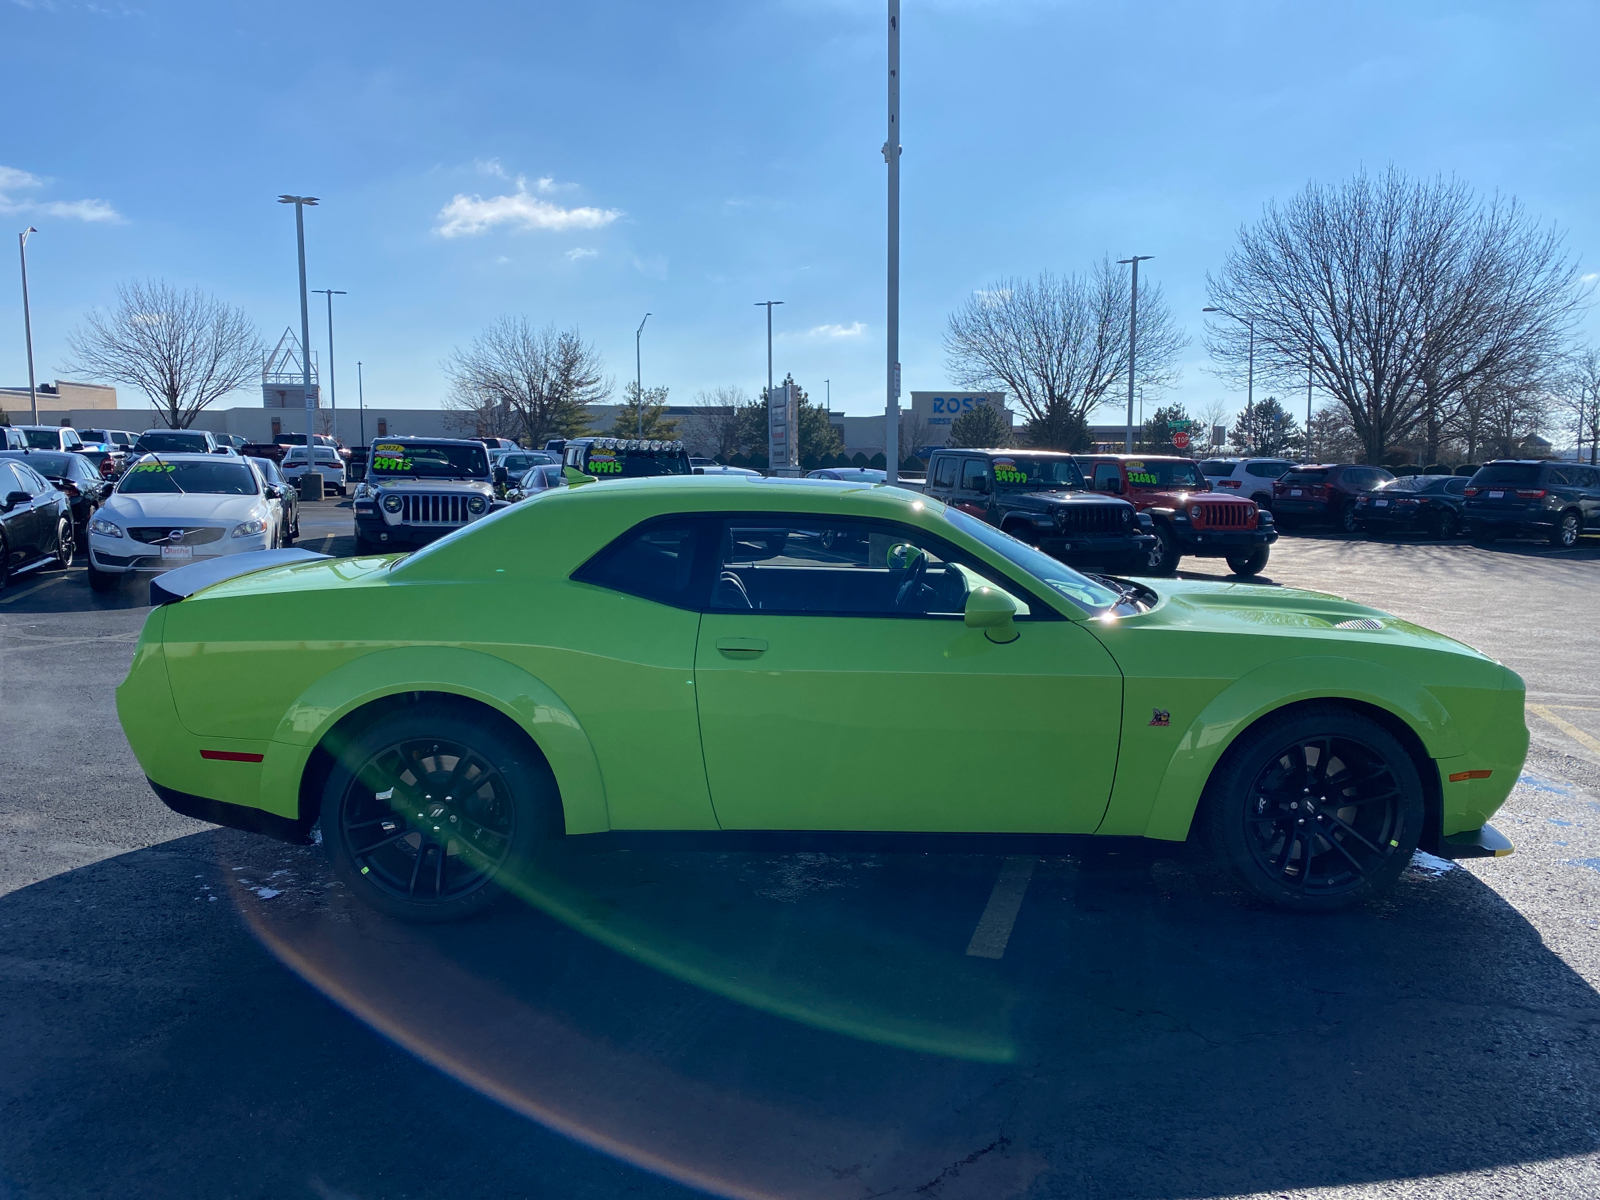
[893,550,928,612]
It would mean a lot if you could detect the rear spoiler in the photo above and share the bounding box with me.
[150,548,331,607]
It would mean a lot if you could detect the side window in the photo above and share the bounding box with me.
[1444,477,1467,496]
[711,516,1030,619]
[17,464,49,496]
[1093,463,1121,490]
[1581,468,1600,489]
[572,518,707,609]
[931,456,958,489]
[1545,466,1571,487]
[0,463,22,497]
[958,458,989,491]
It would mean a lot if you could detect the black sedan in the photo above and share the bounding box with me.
[246,455,300,545]
[1353,474,1468,538]
[0,457,74,586]
[0,449,114,542]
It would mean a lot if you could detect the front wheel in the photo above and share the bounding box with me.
[1202,705,1424,912]
[1225,545,1270,577]
[319,704,555,922]
[1145,524,1181,575]
[46,516,75,570]
[1551,510,1581,548]
[1430,507,1461,540]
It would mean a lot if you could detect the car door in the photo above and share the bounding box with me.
[0,463,40,565]
[953,457,991,519]
[12,463,54,559]
[693,513,1123,833]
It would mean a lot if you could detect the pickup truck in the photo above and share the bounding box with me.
[1075,453,1276,575]
[920,448,1155,570]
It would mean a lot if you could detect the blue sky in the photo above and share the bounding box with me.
[4,0,1599,421]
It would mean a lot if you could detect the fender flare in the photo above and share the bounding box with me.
[1140,655,1461,841]
[256,645,609,834]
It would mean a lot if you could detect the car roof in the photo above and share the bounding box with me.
[139,428,209,436]
[936,447,1068,457]
[372,436,489,446]
[129,452,243,462]
[1078,453,1193,463]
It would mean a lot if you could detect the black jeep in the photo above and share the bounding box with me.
[921,448,1155,569]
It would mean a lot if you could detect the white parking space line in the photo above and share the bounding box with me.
[965,857,1036,960]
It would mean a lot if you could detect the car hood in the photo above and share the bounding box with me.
[103,493,268,523]
[365,478,492,492]
[1005,489,1124,506]
[1134,489,1253,508]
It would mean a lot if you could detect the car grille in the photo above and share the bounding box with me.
[399,494,472,525]
[1056,505,1128,534]
[1192,503,1253,529]
[128,526,226,546]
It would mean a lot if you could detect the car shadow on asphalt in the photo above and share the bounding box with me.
[5,828,1597,1200]
[0,561,152,614]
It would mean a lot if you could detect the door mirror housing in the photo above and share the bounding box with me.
[3,490,30,511]
[964,586,1020,643]
[1102,477,1123,494]
[264,484,281,500]
[493,466,508,485]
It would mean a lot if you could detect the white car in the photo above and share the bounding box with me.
[280,445,348,496]
[1198,456,1299,510]
[85,454,282,593]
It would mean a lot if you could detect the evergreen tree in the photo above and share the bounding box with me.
[609,383,679,440]
[1228,396,1303,457]
[946,401,1012,448]
[1140,403,1194,454]
[734,376,844,462]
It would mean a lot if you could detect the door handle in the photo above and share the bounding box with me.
[715,637,768,657]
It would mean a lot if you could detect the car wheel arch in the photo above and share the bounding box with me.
[1131,656,1461,844]
[260,647,610,837]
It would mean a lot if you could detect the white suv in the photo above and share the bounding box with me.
[281,445,348,495]
[1199,457,1298,510]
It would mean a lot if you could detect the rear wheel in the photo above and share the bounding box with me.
[320,704,554,922]
[1225,545,1270,577]
[1430,507,1461,539]
[46,516,74,570]
[1202,705,1424,912]
[1339,501,1361,536]
[1145,524,1181,575]
[1551,510,1581,548]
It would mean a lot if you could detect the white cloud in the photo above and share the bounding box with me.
[474,157,508,179]
[1583,272,1598,284]
[974,288,1012,307]
[435,175,620,237]
[565,247,598,261]
[0,164,122,223]
[807,322,866,339]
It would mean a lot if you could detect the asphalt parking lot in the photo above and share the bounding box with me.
[3,504,1598,1200]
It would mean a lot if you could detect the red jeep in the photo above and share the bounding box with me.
[1075,454,1278,575]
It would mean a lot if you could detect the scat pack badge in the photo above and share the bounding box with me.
[1148,709,1171,727]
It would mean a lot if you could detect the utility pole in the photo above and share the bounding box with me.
[1118,255,1153,451]
[278,196,319,445]
[754,300,783,401]
[885,0,901,482]
[313,289,345,442]
[357,360,365,450]
[1306,318,1315,461]
[635,312,651,437]
[18,227,38,424]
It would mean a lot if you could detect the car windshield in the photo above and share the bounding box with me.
[942,506,1120,613]
[1124,459,1205,489]
[1471,463,1542,486]
[990,455,1084,490]
[498,452,552,472]
[118,460,258,495]
[246,457,281,483]
[369,442,489,478]
[22,429,61,449]
[136,432,209,453]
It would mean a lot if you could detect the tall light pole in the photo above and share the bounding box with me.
[278,196,319,444]
[313,289,345,442]
[754,301,783,403]
[357,360,366,450]
[1118,255,1153,451]
[884,0,902,482]
[18,227,39,424]
[635,312,651,437]
[1305,316,1315,462]
[1204,306,1255,449]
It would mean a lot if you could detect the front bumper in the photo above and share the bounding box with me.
[89,534,271,573]
[1172,525,1278,556]
[1039,531,1157,559]
[354,510,462,546]
[1437,824,1515,860]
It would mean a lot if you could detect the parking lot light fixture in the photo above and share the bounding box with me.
[18,226,39,424]
[278,196,319,446]
[1119,255,1153,451]
[313,289,346,442]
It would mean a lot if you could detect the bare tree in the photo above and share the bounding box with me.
[898,410,933,459]
[685,386,747,459]
[945,260,1187,449]
[1307,405,1365,464]
[63,279,263,429]
[444,318,608,447]
[1194,399,1232,455]
[1206,168,1586,466]
[1556,346,1600,465]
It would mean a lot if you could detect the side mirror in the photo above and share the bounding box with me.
[1103,477,1123,494]
[264,485,281,499]
[964,586,1020,643]
[3,490,30,511]
[975,476,992,494]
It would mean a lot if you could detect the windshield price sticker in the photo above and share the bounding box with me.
[1128,471,1158,485]
[374,443,407,455]
[130,462,176,473]
[586,452,623,474]
[992,459,1026,485]
[372,456,413,471]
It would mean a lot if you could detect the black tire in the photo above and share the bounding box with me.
[0,533,9,591]
[355,533,381,554]
[1250,492,1273,512]
[46,516,75,570]
[319,704,555,923]
[1339,501,1361,536]
[1145,523,1181,575]
[87,562,120,592]
[1201,705,1424,912]
[1430,507,1461,540]
[1551,510,1581,548]
[1225,545,1270,577]
[281,519,295,547]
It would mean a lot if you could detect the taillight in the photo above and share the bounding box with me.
[1220,479,1242,488]
[1516,489,1547,499]
[1464,487,1479,496]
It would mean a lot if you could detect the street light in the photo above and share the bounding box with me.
[1203,306,1254,448]
[1118,255,1153,451]
[885,0,902,482]
[313,288,345,442]
[635,312,651,438]
[278,196,320,445]
[17,226,38,424]
[357,360,366,451]
[754,301,783,403]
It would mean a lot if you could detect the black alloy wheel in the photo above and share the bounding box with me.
[1551,510,1581,548]
[1203,705,1423,912]
[1430,506,1460,540]
[321,705,552,922]
[1339,501,1362,536]
[47,516,75,570]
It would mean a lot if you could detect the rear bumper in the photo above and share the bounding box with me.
[1272,498,1337,517]
[1463,508,1556,533]
[149,779,314,846]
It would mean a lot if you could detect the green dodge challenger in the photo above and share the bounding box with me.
[117,476,1526,920]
